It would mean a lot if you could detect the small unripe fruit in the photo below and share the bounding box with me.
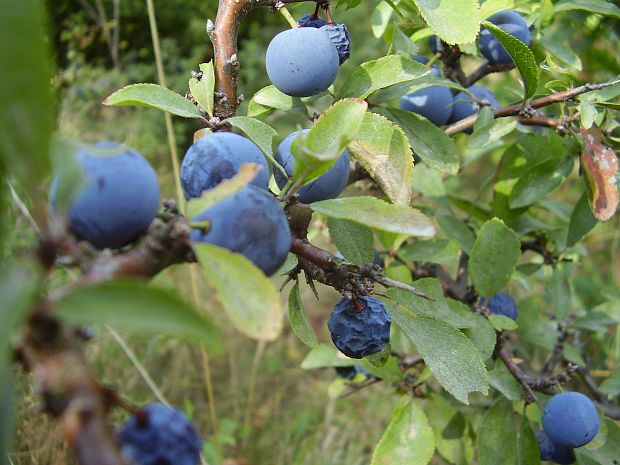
[181,132,269,199]
[117,403,202,465]
[274,129,350,203]
[266,27,339,97]
[50,142,160,250]
[542,392,599,448]
[191,186,292,276]
[328,296,391,359]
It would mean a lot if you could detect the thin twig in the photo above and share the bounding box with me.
[445,79,620,135]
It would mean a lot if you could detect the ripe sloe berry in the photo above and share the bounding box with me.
[480,292,518,320]
[400,56,453,125]
[117,403,202,465]
[274,129,350,203]
[542,392,599,448]
[480,10,531,65]
[320,23,351,65]
[50,142,160,250]
[535,430,575,464]
[181,132,269,199]
[298,14,328,28]
[328,296,391,359]
[266,28,339,97]
[335,365,373,380]
[191,185,292,276]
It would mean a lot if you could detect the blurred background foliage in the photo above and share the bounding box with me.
[7,1,619,464]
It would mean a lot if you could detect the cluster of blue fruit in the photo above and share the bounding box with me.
[51,121,356,277]
[479,293,599,464]
[401,10,532,127]
[537,392,600,464]
[266,14,351,97]
[117,403,202,465]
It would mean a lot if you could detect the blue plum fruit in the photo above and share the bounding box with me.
[328,296,391,359]
[480,23,532,65]
[400,85,454,126]
[542,392,599,448]
[429,35,443,54]
[480,292,518,320]
[117,403,202,465]
[480,10,531,65]
[320,23,351,65]
[190,185,292,276]
[180,132,269,199]
[450,85,500,123]
[50,142,160,250]
[535,430,575,464]
[266,27,339,97]
[487,10,529,31]
[298,14,328,28]
[274,129,350,203]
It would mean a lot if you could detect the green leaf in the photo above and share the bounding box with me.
[509,157,574,209]
[188,61,215,117]
[575,420,620,465]
[436,215,475,254]
[539,37,582,71]
[399,239,461,266]
[55,279,221,350]
[411,0,481,44]
[382,299,488,404]
[566,191,598,247]
[291,99,367,186]
[0,0,54,205]
[288,282,317,348]
[469,218,520,297]
[247,85,308,118]
[301,343,356,369]
[478,400,540,465]
[519,414,542,465]
[194,243,283,341]
[554,0,620,18]
[338,55,429,99]
[467,117,518,151]
[390,25,419,56]
[360,356,404,382]
[104,83,203,119]
[481,21,539,100]
[347,112,414,205]
[462,312,497,360]
[186,163,259,218]
[480,0,516,18]
[371,397,435,465]
[488,314,518,331]
[383,108,460,176]
[387,279,475,329]
[489,365,524,401]
[312,196,436,237]
[327,218,375,265]
[226,116,286,177]
[427,395,475,465]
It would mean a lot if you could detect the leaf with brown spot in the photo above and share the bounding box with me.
[580,128,619,221]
